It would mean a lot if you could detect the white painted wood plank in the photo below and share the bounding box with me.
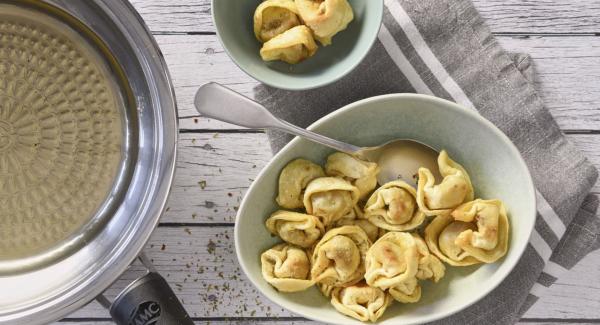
[161,133,600,223]
[64,227,292,319]
[524,250,600,319]
[167,132,600,224]
[59,223,600,320]
[163,132,271,224]
[157,34,600,131]
[131,0,600,34]
[164,132,600,225]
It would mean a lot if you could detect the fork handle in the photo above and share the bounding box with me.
[194,82,361,154]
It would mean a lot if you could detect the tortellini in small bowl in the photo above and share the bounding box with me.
[212,0,384,90]
[235,93,535,324]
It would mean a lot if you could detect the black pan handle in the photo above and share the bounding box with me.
[109,272,193,325]
[97,253,194,325]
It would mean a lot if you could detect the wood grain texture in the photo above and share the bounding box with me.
[156,34,600,131]
[55,225,600,320]
[131,0,600,34]
[57,132,600,321]
[158,132,600,225]
[162,132,270,224]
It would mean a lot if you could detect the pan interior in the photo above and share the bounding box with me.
[0,1,135,273]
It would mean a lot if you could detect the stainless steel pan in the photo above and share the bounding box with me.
[0,1,189,323]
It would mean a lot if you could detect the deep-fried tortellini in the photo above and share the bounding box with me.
[260,25,318,64]
[276,158,325,209]
[335,218,384,243]
[330,283,392,322]
[364,232,419,290]
[424,199,509,266]
[303,177,360,226]
[417,150,474,216]
[325,152,380,200]
[364,181,426,231]
[261,243,314,292]
[295,0,354,45]
[366,232,445,304]
[311,226,371,287]
[388,238,445,303]
[254,0,301,43]
[266,210,325,248]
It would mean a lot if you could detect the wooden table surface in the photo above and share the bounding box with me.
[56,1,600,324]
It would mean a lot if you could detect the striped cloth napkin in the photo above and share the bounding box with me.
[254,0,599,323]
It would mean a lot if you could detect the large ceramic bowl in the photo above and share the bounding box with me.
[235,94,536,324]
[212,0,383,90]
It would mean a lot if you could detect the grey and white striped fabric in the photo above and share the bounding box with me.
[254,0,599,323]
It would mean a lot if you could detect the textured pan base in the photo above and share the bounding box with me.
[0,3,123,261]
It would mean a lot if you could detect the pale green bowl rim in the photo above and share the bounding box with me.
[211,0,384,91]
[235,93,536,324]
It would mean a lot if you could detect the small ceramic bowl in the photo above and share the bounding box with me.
[211,0,383,90]
[235,94,536,324]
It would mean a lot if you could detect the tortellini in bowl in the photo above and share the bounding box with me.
[239,138,526,323]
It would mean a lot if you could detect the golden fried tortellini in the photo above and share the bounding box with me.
[417,150,474,216]
[365,232,445,304]
[311,226,371,287]
[260,25,318,64]
[254,0,301,43]
[303,177,360,226]
[364,232,419,290]
[261,243,314,292]
[325,152,380,200]
[266,210,325,248]
[425,199,509,266]
[331,283,392,322]
[364,181,426,231]
[295,0,354,45]
[389,239,445,303]
[276,158,325,209]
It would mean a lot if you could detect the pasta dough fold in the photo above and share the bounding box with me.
[276,158,325,209]
[311,226,371,287]
[261,243,314,292]
[303,177,360,226]
[325,152,380,200]
[424,199,509,266]
[266,210,325,248]
[364,232,419,290]
[365,232,445,304]
[260,25,319,64]
[364,181,426,231]
[295,0,354,45]
[254,0,301,43]
[417,150,474,216]
[331,283,392,322]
